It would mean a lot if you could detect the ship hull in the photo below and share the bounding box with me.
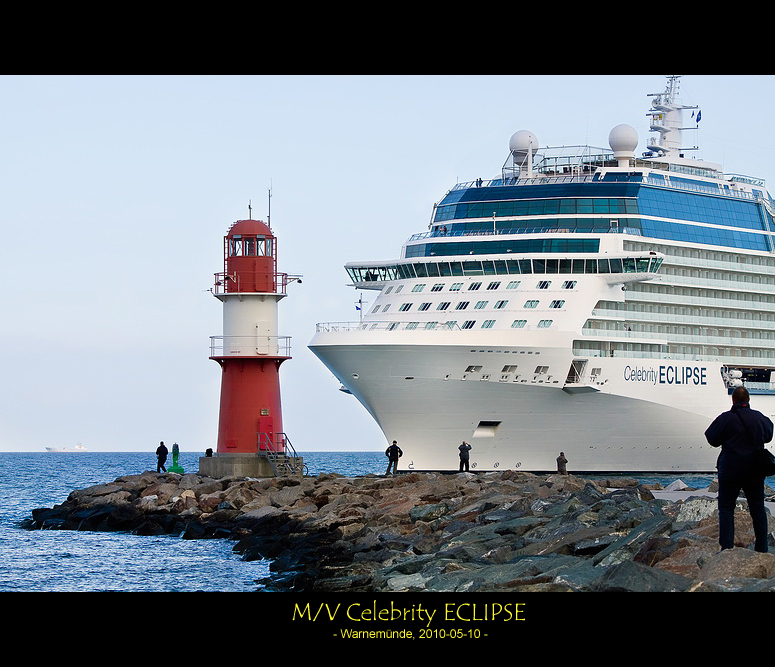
[309,337,764,473]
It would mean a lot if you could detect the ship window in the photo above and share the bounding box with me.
[450,283,463,291]
[502,365,518,373]
[406,322,419,329]
[456,301,470,310]
[524,300,539,309]
[437,302,451,310]
[443,321,457,329]
[465,365,482,373]
[536,281,551,289]
[371,305,381,313]
[395,285,404,293]
[549,300,565,308]
[384,286,394,294]
[419,302,431,311]
[425,321,438,329]
[412,283,426,292]
[537,319,553,328]
[462,320,476,329]
[534,366,549,374]
[511,319,527,328]
[468,282,482,291]
[399,303,412,311]
[506,281,521,289]
[431,283,445,292]
[387,322,399,330]
[475,301,489,309]
[487,282,501,290]
[482,320,496,329]
[382,304,391,312]
[562,281,577,289]
[494,300,508,309]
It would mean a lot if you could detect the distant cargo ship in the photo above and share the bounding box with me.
[45,444,87,452]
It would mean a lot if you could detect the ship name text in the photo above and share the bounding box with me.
[623,364,707,386]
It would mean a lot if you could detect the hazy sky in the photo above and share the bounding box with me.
[2,74,773,452]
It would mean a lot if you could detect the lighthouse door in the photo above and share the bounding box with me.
[257,416,274,452]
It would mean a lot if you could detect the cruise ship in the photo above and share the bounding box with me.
[308,76,775,473]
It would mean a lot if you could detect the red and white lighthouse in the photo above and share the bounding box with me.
[201,218,300,477]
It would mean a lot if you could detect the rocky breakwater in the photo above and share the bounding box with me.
[23,469,775,592]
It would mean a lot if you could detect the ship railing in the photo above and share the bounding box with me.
[314,321,558,333]
[409,226,643,242]
[210,335,291,357]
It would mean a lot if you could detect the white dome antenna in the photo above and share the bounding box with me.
[608,124,638,168]
[507,130,538,178]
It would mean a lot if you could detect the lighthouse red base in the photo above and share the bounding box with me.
[214,356,286,454]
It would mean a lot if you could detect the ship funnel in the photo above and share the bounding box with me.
[609,124,638,168]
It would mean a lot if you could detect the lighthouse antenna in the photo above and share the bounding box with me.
[268,183,272,229]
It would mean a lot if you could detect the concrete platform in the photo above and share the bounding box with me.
[197,454,303,478]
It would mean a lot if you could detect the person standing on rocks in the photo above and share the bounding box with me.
[458,441,472,472]
[385,440,402,476]
[705,386,773,553]
[156,441,168,473]
[556,451,568,474]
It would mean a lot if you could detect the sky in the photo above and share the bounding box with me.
[1,74,774,453]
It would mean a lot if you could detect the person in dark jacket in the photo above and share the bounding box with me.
[705,386,773,552]
[385,440,402,476]
[156,441,168,473]
[458,441,472,472]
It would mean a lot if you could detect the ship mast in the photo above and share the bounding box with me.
[646,75,699,159]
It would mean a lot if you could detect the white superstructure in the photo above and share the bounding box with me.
[309,76,775,473]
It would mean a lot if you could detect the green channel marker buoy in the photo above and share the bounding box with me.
[168,442,185,473]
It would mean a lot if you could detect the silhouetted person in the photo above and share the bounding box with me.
[156,441,168,473]
[458,441,471,472]
[556,451,568,474]
[385,440,402,476]
[705,386,773,552]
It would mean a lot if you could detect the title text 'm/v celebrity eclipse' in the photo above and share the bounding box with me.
[309,76,775,473]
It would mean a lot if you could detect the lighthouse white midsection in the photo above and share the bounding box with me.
[216,293,283,356]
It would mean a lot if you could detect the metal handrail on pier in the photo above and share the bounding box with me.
[257,432,306,476]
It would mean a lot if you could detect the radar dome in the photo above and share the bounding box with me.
[509,130,539,154]
[608,124,638,154]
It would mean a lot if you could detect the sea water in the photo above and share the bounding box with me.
[0,451,711,592]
